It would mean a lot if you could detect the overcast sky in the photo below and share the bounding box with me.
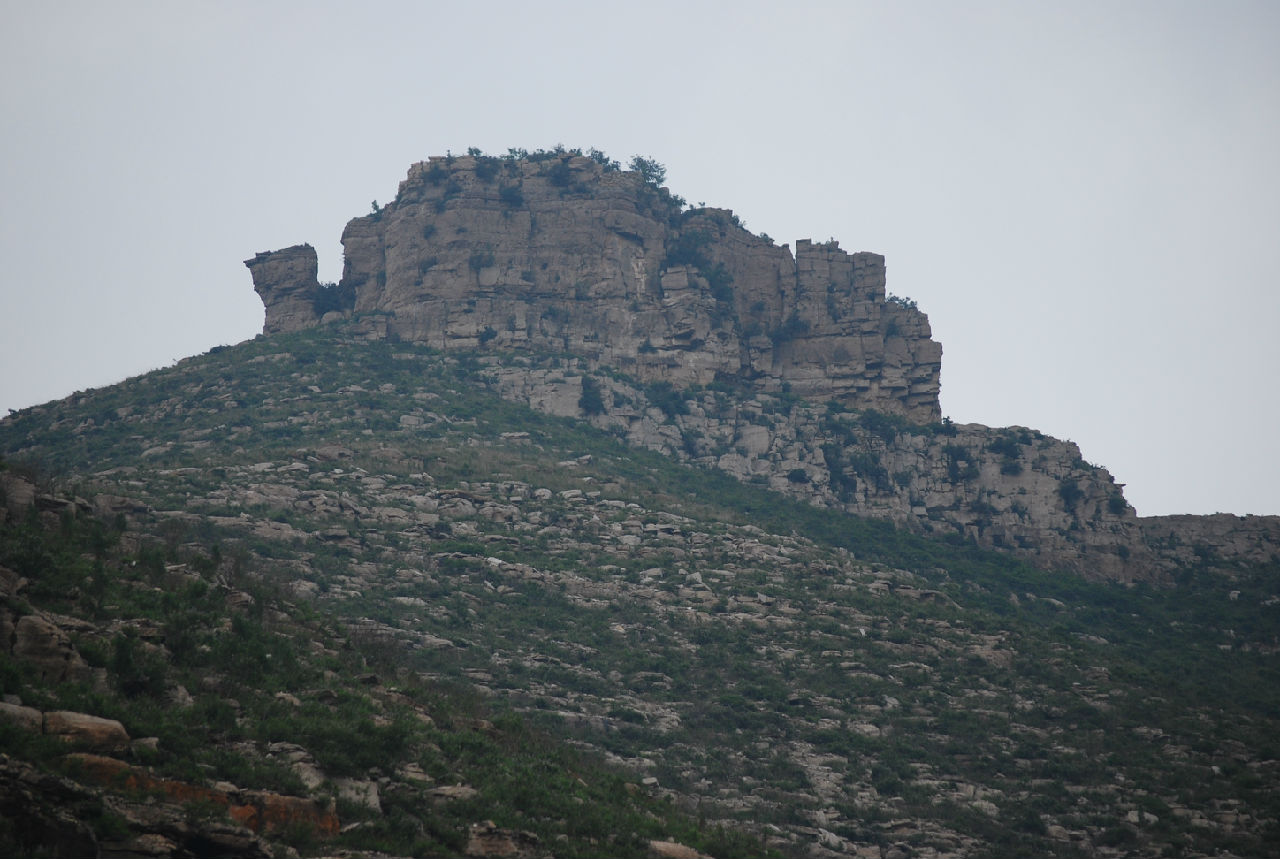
[2,1,1277,517]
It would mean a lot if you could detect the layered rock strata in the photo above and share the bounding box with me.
[485,362,1161,580]
[249,154,942,422]
[245,244,322,336]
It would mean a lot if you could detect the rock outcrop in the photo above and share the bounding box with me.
[2,611,91,685]
[243,152,1277,580]
[485,362,1162,580]
[67,753,339,838]
[249,153,942,422]
[245,243,322,336]
[465,820,543,858]
[43,712,130,751]
[0,753,282,858]
[1140,513,1280,570]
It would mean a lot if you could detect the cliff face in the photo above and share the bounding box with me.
[250,154,942,423]
[480,362,1150,580]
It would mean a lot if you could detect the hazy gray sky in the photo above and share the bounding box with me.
[2,1,1277,517]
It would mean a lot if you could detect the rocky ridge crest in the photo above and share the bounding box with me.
[246,152,1278,580]
[250,153,941,423]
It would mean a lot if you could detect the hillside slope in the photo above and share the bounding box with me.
[2,325,1278,858]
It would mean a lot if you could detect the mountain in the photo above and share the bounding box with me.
[1,150,1278,858]
[244,149,1280,583]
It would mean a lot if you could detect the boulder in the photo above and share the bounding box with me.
[11,614,90,683]
[0,565,26,597]
[0,701,42,733]
[335,776,381,812]
[236,789,340,837]
[0,473,36,518]
[43,711,130,751]
[648,840,713,859]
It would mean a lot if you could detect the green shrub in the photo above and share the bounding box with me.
[499,184,524,207]
[770,314,810,345]
[645,381,689,419]
[705,262,733,303]
[312,282,355,316]
[858,409,910,443]
[1059,479,1084,509]
[663,230,711,270]
[943,444,979,482]
[629,155,666,186]
[579,377,606,416]
[547,159,573,187]
[587,148,620,171]
[986,435,1022,458]
[474,156,500,183]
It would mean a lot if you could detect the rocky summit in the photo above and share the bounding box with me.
[247,152,942,423]
[246,150,1278,582]
[0,149,1277,859]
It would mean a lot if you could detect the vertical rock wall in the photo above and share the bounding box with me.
[245,244,321,336]
[248,154,943,422]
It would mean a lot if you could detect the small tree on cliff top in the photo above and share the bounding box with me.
[629,155,666,187]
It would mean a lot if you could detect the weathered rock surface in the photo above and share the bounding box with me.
[0,753,277,859]
[1140,513,1280,569]
[0,701,42,733]
[8,614,91,684]
[69,753,339,838]
[0,564,24,597]
[43,711,130,751]
[245,243,322,336]
[0,754,101,858]
[485,360,1273,581]
[249,154,942,422]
